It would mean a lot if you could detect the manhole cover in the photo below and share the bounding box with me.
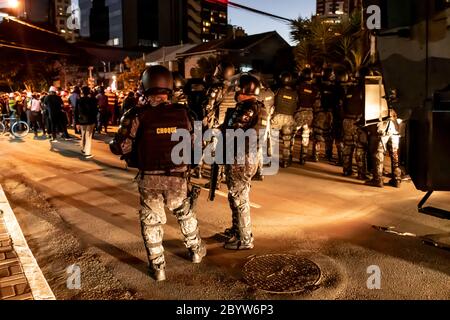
[243,254,321,294]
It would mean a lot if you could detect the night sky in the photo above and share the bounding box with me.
[229,0,317,45]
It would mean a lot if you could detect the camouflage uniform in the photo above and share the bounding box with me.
[138,175,202,269]
[366,123,386,187]
[225,157,259,246]
[110,97,205,279]
[223,94,268,249]
[342,82,368,178]
[342,119,368,178]
[318,80,340,161]
[272,84,298,167]
[369,120,402,187]
[386,119,402,186]
[296,80,319,164]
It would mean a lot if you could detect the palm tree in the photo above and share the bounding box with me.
[290,10,368,71]
[293,40,319,70]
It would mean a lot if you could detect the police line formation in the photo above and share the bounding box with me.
[107,62,403,281]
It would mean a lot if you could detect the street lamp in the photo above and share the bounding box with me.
[0,0,19,22]
[0,0,19,9]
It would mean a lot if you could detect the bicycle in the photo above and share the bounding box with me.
[0,114,30,139]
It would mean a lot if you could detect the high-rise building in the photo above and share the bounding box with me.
[316,0,362,22]
[53,0,79,42]
[187,0,228,43]
[5,0,79,42]
[79,0,228,48]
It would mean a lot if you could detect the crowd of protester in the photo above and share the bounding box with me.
[0,86,140,157]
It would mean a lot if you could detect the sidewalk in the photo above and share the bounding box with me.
[0,185,55,300]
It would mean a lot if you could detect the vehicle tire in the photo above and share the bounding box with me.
[0,122,5,135]
[11,121,30,138]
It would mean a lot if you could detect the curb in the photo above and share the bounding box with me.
[0,185,55,300]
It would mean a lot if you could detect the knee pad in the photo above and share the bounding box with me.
[302,125,310,146]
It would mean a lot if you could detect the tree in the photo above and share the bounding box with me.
[291,11,369,72]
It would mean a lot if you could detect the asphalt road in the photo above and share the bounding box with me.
[0,131,449,300]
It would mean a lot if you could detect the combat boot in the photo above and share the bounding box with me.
[343,170,353,177]
[311,143,320,162]
[252,167,264,180]
[281,159,292,168]
[223,227,238,239]
[388,179,401,188]
[224,236,254,250]
[149,265,166,282]
[190,243,207,264]
[357,173,370,181]
[365,179,384,188]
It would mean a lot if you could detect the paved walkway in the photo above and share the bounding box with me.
[0,185,55,300]
[0,214,33,300]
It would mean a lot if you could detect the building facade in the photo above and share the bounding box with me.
[78,0,228,48]
[187,0,228,43]
[5,0,79,42]
[316,0,362,22]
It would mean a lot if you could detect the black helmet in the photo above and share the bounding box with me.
[214,62,236,81]
[322,67,334,81]
[334,66,349,83]
[355,66,372,79]
[236,74,261,96]
[279,71,293,87]
[300,68,313,81]
[141,65,173,96]
[172,72,186,91]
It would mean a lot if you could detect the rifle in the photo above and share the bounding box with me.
[207,135,220,201]
[209,163,220,201]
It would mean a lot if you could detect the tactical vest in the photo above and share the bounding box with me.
[343,83,364,118]
[320,81,338,112]
[136,104,192,172]
[274,87,297,115]
[258,88,275,110]
[298,82,317,109]
[223,100,268,157]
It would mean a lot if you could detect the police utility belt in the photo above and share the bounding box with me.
[138,169,188,179]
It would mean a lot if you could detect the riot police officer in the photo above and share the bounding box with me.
[249,69,275,179]
[365,110,402,188]
[312,67,336,162]
[172,72,188,106]
[329,67,348,166]
[342,68,369,179]
[185,76,207,122]
[109,66,206,281]
[295,68,319,165]
[222,74,269,250]
[272,72,298,168]
[204,62,237,129]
